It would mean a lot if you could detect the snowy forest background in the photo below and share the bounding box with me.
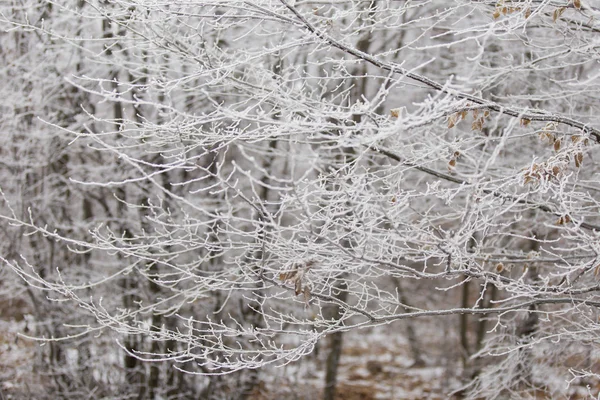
[1,0,600,399]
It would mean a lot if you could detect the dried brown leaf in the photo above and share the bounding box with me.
[553,7,565,22]
[448,115,457,128]
[540,132,555,143]
[574,0,581,10]
[554,139,561,151]
[575,152,583,168]
[303,286,311,304]
[279,270,298,281]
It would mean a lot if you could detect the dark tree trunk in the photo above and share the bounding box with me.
[323,280,348,400]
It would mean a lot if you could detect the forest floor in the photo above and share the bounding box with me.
[2,312,600,399]
[250,322,600,400]
[250,322,464,400]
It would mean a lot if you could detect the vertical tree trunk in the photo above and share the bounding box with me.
[323,280,348,400]
[459,277,471,368]
[393,277,425,367]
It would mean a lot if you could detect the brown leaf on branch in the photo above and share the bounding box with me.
[448,114,457,128]
[303,286,311,305]
[575,152,583,168]
[279,267,298,282]
[551,165,561,177]
[295,278,302,295]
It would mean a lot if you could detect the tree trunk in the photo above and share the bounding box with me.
[323,280,348,400]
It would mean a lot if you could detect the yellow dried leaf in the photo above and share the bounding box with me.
[525,7,532,18]
[390,108,400,118]
[496,263,504,272]
[493,9,501,19]
[460,110,468,120]
[502,7,508,15]
[520,118,531,127]
[484,110,490,118]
